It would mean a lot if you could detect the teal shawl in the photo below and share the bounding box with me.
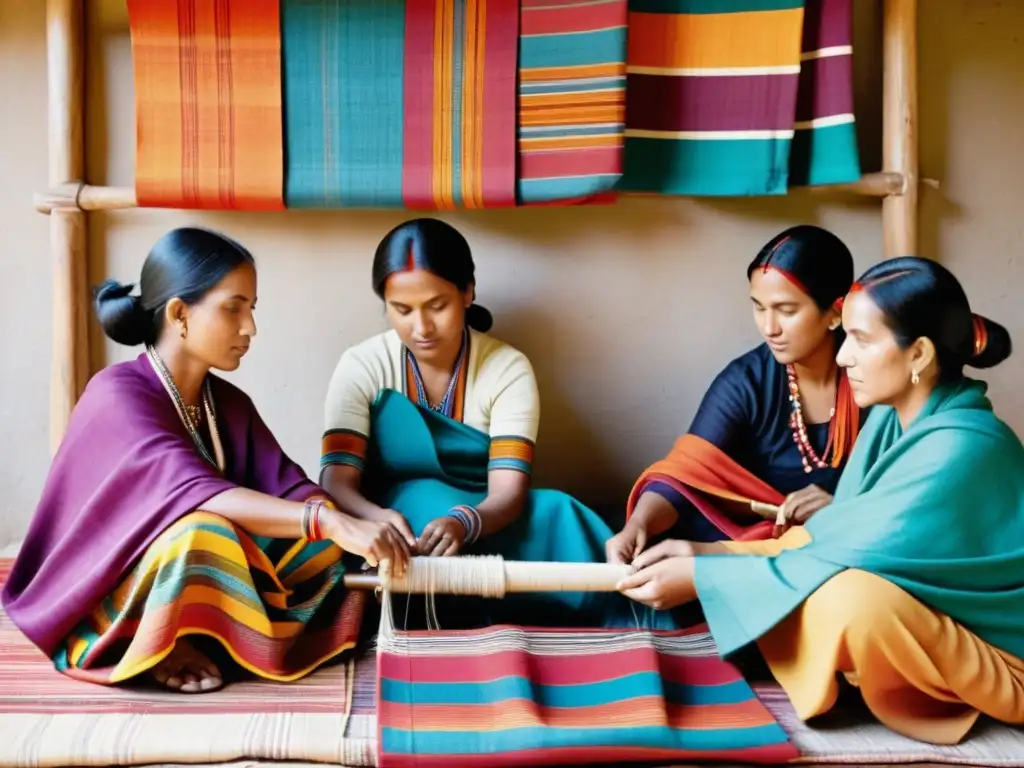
[695,378,1024,658]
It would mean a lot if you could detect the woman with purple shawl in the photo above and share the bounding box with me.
[1,228,413,693]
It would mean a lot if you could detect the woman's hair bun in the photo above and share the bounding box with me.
[465,303,493,333]
[970,314,1012,369]
[93,279,154,347]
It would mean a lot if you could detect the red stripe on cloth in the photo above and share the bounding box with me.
[795,54,854,121]
[478,0,519,206]
[520,0,625,35]
[626,73,801,133]
[519,146,622,180]
[802,0,852,51]
[379,642,741,685]
[379,697,779,730]
[401,0,438,208]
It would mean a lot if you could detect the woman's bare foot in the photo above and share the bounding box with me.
[151,638,223,693]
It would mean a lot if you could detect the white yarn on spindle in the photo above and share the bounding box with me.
[378,556,507,639]
[385,555,508,597]
[376,555,636,640]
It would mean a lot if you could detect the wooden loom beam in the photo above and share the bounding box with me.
[35,3,920,432]
[45,0,89,453]
[882,0,919,258]
[32,171,909,215]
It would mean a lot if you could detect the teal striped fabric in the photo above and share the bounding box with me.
[377,625,799,765]
[282,0,406,208]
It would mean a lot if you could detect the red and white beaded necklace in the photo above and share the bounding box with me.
[786,364,837,473]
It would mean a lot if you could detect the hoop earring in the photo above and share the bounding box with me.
[911,369,920,385]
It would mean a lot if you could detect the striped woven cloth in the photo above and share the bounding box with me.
[517,0,629,204]
[620,0,860,196]
[126,0,856,207]
[377,623,798,766]
[7,558,1024,767]
[789,0,860,186]
[50,512,365,686]
[282,0,520,209]
[127,0,286,210]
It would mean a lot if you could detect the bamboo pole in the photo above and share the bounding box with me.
[32,171,910,214]
[881,0,919,258]
[46,0,88,453]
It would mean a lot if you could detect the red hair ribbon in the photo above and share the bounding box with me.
[972,314,988,357]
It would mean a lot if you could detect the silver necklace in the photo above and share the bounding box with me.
[145,345,225,471]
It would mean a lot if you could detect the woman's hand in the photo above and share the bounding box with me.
[616,555,697,611]
[630,539,695,568]
[321,510,412,576]
[777,484,832,529]
[367,507,418,549]
[605,524,648,565]
[417,516,466,557]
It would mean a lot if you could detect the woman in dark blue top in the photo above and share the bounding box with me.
[608,225,866,564]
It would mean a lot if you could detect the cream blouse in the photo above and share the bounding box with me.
[321,328,539,475]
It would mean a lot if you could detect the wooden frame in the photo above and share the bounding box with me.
[35,0,920,449]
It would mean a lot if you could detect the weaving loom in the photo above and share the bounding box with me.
[357,555,798,766]
[27,1,924,764]
[7,546,1024,768]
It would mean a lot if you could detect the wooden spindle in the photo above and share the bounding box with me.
[46,0,88,453]
[881,0,919,258]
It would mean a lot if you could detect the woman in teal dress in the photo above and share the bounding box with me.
[319,218,655,628]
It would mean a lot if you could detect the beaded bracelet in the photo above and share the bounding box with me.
[447,504,482,545]
[301,499,325,541]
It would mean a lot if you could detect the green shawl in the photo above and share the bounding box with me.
[695,377,1024,659]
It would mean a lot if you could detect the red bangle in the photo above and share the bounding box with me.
[310,501,322,541]
[302,499,325,542]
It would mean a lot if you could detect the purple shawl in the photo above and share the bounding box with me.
[2,354,321,655]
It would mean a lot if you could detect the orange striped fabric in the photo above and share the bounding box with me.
[127,0,285,210]
[488,436,535,474]
[321,429,370,473]
[517,0,629,204]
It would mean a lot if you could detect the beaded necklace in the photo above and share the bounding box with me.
[403,329,468,418]
[786,363,837,473]
[145,345,226,472]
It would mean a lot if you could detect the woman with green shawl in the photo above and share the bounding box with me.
[616,256,1024,745]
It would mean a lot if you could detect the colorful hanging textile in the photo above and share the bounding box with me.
[788,0,860,186]
[620,0,860,196]
[517,0,629,205]
[127,0,286,210]
[377,624,798,766]
[282,0,519,210]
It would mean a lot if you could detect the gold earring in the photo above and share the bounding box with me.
[829,320,841,331]
[179,320,188,339]
[911,369,920,385]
